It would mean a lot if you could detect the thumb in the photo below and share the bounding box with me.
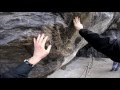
[46,45,52,53]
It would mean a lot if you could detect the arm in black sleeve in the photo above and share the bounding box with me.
[79,29,120,56]
[0,62,33,78]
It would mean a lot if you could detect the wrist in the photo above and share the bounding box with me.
[76,28,82,31]
[24,59,34,67]
[28,56,42,65]
[75,27,83,31]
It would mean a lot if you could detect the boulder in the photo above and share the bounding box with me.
[0,12,115,77]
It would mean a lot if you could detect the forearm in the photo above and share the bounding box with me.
[79,29,114,51]
[0,62,33,78]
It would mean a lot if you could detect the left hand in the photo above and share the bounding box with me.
[28,33,52,65]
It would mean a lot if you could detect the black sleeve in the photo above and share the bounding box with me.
[0,62,33,78]
[79,29,120,56]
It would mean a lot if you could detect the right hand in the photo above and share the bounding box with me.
[73,17,83,31]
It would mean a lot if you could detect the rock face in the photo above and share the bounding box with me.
[0,12,117,78]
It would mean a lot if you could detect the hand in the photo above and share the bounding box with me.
[28,34,52,65]
[73,17,83,31]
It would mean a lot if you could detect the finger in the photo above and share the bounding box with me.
[37,34,41,43]
[75,17,78,20]
[77,16,79,19]
[78,17,80,22]
[75,17,78,22]
[73,19,76,24]
[42,36,48,47]
[76,17,79,21]
[46,45,52,53]
[76,17,80,23]
[73,18,77,23]
[33,38,36,45]
[75,17,77,19]
[39,33,45,43]
[78,17,80,21]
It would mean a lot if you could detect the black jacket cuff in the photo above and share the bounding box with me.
[0,62,33,78]
[79,29,89,37]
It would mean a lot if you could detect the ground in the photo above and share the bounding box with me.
[47,57,120,78]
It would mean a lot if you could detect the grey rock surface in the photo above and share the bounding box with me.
[0,12,117,77]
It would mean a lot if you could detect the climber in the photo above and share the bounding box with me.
[0,34,52,78]
[73,16,120,71]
